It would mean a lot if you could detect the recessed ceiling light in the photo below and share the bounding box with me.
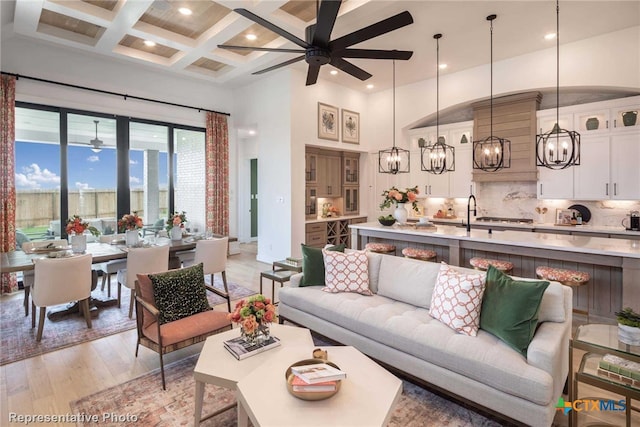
[249,130,256,136]
[178,7,192,16]
[439,63,447,70]
[144,40,156,47]
[330,70,338,75]
[246,34,257,41]
[366,84,374,89]
[545,33,557,40]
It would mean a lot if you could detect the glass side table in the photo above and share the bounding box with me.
[570,324,640,427]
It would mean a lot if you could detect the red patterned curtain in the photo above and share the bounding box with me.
[205,112,229,236]
[1,75,17,294]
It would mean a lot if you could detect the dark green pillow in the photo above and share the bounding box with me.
[149,263,211,324]
[479,265,550,356]
[300,244,345,287]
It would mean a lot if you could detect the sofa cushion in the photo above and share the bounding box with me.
[480,265,550,356]
[429,263,486,336]
[149,263,211,324]
[300,244,345,287]
[322,249,372,296]
[377,254,441,308]
[279,286,554,405]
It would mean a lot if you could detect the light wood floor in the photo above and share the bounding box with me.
[1,243,637,426]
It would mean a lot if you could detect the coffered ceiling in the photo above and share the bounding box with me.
[3,1,640,92]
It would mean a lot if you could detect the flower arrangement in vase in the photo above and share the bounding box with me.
[117,212,143,232]
[380,186,420,224]
[166,211,187,240]
[65,215,100,253]
[229,294,276,345]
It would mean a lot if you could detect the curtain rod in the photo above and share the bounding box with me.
[1,71,230,117]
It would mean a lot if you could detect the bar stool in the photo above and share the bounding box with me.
[470,257,514,273]
[364,242,396,255]
[536,266,591,321]
[402,247,437,262]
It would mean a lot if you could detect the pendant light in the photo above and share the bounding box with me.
[536,0,580,169]
[422,33,455,174]
[379,60,410,174]
[472,14,511,172]
[90,120,103,153]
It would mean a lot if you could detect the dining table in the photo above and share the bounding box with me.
[1,237,200,320]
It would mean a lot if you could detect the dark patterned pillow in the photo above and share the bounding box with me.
[149,263,211,324]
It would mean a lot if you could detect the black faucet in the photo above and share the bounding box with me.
[467,194,477,233]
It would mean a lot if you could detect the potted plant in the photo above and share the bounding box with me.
[615,307,640,345]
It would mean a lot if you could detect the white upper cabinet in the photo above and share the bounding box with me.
[538,96,640,201]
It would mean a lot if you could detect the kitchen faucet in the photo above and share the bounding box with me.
[467,194,477,233]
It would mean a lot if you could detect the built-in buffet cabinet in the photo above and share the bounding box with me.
[306,216,367,248]
[305,147,361,219]
[537,96,640,200]
[407,121,475,198]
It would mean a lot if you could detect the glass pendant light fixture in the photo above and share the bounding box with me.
[472,14,511,172]
[422,33,455,174]
[379,60,410,174]
[536,0,580,169]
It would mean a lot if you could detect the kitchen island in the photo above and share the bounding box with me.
[350,222,640,319]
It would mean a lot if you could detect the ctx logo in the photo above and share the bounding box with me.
[555,397,626,415]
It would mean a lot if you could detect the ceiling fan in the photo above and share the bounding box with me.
[217,0,414,86]
[89,120,103,153]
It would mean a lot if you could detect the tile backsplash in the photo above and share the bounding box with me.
[420,181,640,227]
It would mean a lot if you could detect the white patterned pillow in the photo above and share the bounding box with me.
[322,249,373,296]
[429,262,487,336]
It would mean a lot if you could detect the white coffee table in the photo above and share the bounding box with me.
[193,323,314,426]
[236,345,403,427]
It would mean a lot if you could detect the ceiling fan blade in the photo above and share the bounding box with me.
[217,44,306,54]
[329,11,413,51]
[336,49,413,60]
[306,64,321,86]
[312,0,342,47]
[252,55,305,75]
[329,57,372,81]
[234,8,309,49]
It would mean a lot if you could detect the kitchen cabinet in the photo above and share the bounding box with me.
[537,164,574,199]
[305,187,318,218]
[343,153,359,185]
[574,135,610,200]
[610,133,640,200]
[343,186,359,215]
[305,222,326,248]
[317,154,342,197]
[407,121,474,199]
[305,152,318,184]
[305,217,367,248]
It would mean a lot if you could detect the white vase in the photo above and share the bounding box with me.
[393,203,408,224]
[618,324,640,345]
[71,233,87,253]
[170,226,183,241]
[125,229,139,247]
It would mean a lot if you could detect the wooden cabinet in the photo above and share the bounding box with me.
[316,154,341,197]
[305,152,318,184]
[305,187,318,218]
[343,187,359,215]
[343,153,359,185]
[305,217,367,248]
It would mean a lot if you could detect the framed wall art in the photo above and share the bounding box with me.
[318,102,339,141]
[341,109,360,144]
[555,209,574,225]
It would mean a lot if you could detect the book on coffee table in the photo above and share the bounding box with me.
[290,375,337,392]
[223,336,281,360]
[291,363,346,384]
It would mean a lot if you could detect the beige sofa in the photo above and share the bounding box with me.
[278,252,572,427]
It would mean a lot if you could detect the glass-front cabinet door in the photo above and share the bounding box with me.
[343,187,359,215]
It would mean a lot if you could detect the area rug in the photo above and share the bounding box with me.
[70,353,503,427]
[0,277,256,366]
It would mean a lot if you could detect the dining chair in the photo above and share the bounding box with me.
[117,245,169,318]
[21,239,69,317]
[193,237,231,312]
[96,233,127,297]
[31,253,93,341]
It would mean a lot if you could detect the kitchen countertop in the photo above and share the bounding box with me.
[419,217,640,237]
[350,222,640,258]
[306,214,368,223]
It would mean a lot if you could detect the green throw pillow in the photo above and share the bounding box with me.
[479,265,550,356]
[300,244,345,287]
[149,263,211,324]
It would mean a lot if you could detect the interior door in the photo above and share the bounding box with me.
[250,158,258,238]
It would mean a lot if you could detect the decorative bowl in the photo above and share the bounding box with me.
[378,218,396,226]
